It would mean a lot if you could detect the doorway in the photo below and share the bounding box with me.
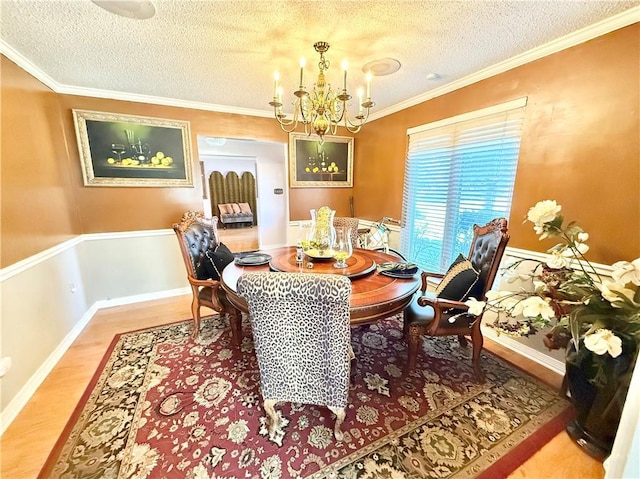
[197,136,289,248]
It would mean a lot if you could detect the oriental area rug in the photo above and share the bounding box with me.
[39,315,572,479]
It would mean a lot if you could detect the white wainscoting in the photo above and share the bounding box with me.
[0,230,189,435]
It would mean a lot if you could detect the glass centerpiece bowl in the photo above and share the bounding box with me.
[333,226,353,268]
[306,206,336,259]
[298,220,312,252]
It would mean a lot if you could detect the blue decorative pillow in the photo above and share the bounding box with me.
[196,242,234,281]
[435,254,479,300]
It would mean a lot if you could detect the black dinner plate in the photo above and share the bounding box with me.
[234,253,272,266]
[380,270,417,279]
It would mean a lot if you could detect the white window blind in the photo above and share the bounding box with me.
[401,99,526,273]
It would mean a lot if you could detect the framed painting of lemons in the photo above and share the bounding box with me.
[289,133,353,188]
[72,109,193,187]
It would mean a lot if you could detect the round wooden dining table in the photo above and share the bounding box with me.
[221,246,421,326]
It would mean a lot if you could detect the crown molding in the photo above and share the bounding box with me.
[0,39,272,118]
[369,6,640,121]
[0,39,60,91]
[55,83,274,118]
[2,6,638,120]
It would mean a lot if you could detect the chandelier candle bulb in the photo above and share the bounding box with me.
[299,58,305,87]
[358,88,364,115]
[342,59,348,90]
[273,71,279,99]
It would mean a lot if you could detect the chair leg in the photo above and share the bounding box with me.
[471,328,485,383]
[191,298,201,338]
[228,307,242,346]
[348,345,357,385]
[329,406,346,441]
[457,335,468,347]
[406,327,421,372]
[263,399,279,439]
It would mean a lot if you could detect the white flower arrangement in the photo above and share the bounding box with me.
[464,200,640,386]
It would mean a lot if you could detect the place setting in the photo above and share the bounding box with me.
[233,251,272,266]
[377,261,419,279]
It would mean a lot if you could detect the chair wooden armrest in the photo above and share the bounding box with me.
[417,270,446,292]
[416,295,469,310]
[416,294,473,336]
[187,275,224,312]
[187,276,218,287]
[422,271,445,279]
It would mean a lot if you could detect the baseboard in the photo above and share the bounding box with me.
[0,286,190,436]
[0,302,97,435]
[94,286,190,309]
[260,242,289,249]
[482,325,565,376]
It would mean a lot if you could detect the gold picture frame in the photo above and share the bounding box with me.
[72,109,194,187]
[289,133,353,188]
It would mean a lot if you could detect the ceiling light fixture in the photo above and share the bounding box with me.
[269,41,374,144]
[362,58,401,76]
[91,0,156,19]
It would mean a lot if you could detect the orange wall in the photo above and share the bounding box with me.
[56,96,285,234]
[0,57,351,267]
[354,24,639,265]
[1,58,82,265]
[2,24,638,267]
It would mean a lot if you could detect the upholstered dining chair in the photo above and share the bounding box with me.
[333,216,360,250]
[403,218,509,382]
[237,271,352,442]
[172,211,241,342]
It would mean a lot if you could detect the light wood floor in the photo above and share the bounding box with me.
[0,227,604,479]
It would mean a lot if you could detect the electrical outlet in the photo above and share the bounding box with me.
[0,357,12,378]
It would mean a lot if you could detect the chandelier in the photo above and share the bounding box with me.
[269,41,374,143]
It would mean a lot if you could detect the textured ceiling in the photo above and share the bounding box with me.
[1,1,638,119]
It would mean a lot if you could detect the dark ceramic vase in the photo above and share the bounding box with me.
[565,339,637,461]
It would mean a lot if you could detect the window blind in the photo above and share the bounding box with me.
[401,99,526,272]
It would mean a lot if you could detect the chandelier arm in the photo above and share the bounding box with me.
[299,101,310,124]
[343,108,370,129]
[273,99,303,131]
[275,120,302,134]
[303,122,313,136]
[274,114,297,128]
[329,120,339,137]
[343,123,363,134]
[333,100,346,123]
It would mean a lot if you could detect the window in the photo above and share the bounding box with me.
[401,98,526,272]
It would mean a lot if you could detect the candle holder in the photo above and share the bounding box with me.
[333,226,353,268]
